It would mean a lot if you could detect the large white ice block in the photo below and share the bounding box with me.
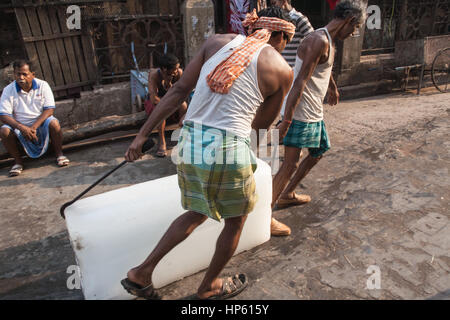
[65,158,272,300]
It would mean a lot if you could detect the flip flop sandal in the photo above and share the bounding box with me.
[57,156,70,167]
[209,274,248,300]
[120,278,160,300]
[183,273,248,300]
[9,164,23,177]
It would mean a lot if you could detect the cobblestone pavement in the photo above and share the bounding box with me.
[0,90,449,300]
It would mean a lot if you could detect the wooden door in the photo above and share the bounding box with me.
[13,0,98,98]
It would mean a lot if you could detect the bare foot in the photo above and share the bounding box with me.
[270,218,291,236]
[197,277,223,299]
[277,193,311,208]
[156,144,167,157]
[127,267,152,287]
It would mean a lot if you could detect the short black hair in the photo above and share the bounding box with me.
[333,1,365,24]
[156,53,179,70]
[13,59,34,72]
[257,6,292,23]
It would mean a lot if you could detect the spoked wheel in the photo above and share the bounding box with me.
[432,47,450,93]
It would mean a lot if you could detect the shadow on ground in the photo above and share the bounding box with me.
[0,232,83,300]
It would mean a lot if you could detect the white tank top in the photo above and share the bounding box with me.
[184,35,268,138]
[292,27,335,122]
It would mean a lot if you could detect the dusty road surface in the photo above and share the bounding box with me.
[0,90,449,300]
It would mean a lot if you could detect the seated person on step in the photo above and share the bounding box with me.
[0,60,69,177]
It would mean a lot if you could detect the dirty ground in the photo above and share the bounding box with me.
[0,90,449,300]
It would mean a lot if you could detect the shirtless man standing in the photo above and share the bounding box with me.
[146,54,187,157]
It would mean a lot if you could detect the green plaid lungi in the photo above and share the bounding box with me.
[176,121,258,221]
[283,119,330,158]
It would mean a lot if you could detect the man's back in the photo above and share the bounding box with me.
[292,28,334,123]
[201,34,292,99]
[184,33,293,136]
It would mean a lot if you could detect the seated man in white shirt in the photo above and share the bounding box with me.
[0,60,69,177]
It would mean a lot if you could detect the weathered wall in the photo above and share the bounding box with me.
[339,0,369,71]
[338,53,396,86]
[181,0,215,63]
[54,82,132,129]
[0,64,14,93]
[0,9,26,68]
[395,35,450,66]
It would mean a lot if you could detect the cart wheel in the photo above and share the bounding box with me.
[432,47,450,93]
[135,94,142,111]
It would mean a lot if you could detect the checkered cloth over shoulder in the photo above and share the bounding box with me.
[207,9,295,94]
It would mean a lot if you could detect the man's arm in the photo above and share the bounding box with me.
[30,81,55,131]
[0,115,38,141]
[148,70,161,105]
[252,66,293,131]
[0,89,15,128]
[327,73,339,106]
[0,89,37,141]
[31,108,53,131]
[278,36,327,138]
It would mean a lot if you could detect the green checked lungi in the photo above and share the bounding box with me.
[175,121,258,222]
[283,119,331,158]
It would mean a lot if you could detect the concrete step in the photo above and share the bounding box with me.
[0,112,180,167]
